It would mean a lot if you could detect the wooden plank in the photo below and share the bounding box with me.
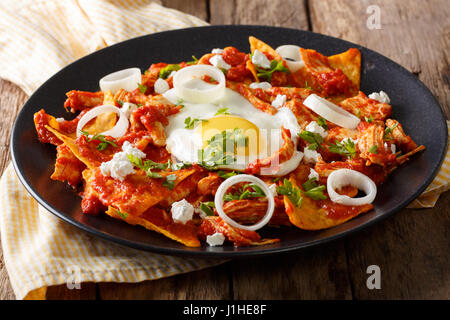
[309,0,450,299]
[161,0,208,21]
[309,0,449,117]
[0,79,28,300]
[98,263,231,299]
[231,241,352,299]
[210,0,309,29]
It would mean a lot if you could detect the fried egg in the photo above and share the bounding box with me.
[163,83,302,175]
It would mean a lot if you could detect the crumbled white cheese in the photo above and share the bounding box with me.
[171,199,194,224]
[308,168,319,180]
[368,91,390,104]
[100,141,146,181]
[303,148,321,164]
[55,117,65,122]
[206,232,225,246]
[384,142,389,152]
[154,78,170,94]
[120,102,137,118]
[305,121,328,138]
[209,54,231,70]
[391,144,396,154]
[251,49,271,69]
[268,183,278,197]
[249,81,272,90]
[271,94,287,108]
[211,48,224,54]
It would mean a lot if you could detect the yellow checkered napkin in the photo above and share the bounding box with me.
[0,0,225,300]
[0,0,448,300]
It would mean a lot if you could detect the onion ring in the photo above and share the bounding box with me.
[76,105,129,138]
[303,94,360,129]
[327,169,377,206]
[275,45,304,72]
[173,65,226,103]
[99,67,141,94]
[214,175,275,231]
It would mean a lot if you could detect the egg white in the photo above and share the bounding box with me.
[163,86,302,175]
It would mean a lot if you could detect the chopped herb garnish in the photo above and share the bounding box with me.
[199,202,215,216]
[184,116,208,129]
[137,83,147,94]
[328,139,357,159]
[146,170,163,178]
[276,179,302,207]
[298,130,324,150]
[356,109,362,118]
[255,59,290,82]
[187,55,199,65]
[368,145,379,154]
[197,128,248,169]
[304,81,312,90]
[80,130,117,151]
[317,117,328,130]
[303,185,327,200]
[384,123,398,140]
[116,209,128,219]
[302,177,319,191]
[162,174,177,190]
[217,170,239,179]
[116,100,124,106]
[224,183,266,201]
[177,99,185,108]
[365,115,374,123]
[159,64,181,79]
[215,107,230,116]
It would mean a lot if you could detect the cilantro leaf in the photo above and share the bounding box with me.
[159,64,181,79]
[215,107,230,116]
[317,117,328,130]
[365,115,374,123]
[298,130,324,150]
[199,202,215,216]
[303,185,327,200]
[328,139,356,159]
[255,59,290,82]
[383,123,398,140]
[80,130,117,151]
[368,145,379,154]
[184,117,207,129]
[217,170,238,179]
[162,174,177,190]
[137,83,147,94]
[276,179,303,207]
[224,183,266,202]
[116,209,128,219]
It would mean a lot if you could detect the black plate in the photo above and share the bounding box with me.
[10,26,448,257]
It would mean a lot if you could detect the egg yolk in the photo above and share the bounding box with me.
[198,115,265,159]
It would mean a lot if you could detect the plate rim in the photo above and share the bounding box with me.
[10,25,449,258]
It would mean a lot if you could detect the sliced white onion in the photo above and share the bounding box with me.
[327,169,377,206]
[303,94,360,129]
[275,45,304,72]
[173,65,226,103]
[99,67,141,94]
[214,175,275,231]
[76,105,129,138]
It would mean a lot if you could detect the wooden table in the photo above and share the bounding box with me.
[0,0,448,299]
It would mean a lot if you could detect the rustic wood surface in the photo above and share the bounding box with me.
[0,0,448,300]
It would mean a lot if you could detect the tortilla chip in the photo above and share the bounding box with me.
[328,48,361,89]
[51,144,85,186]
[246,60,259,82]
[106,206,200,247]
[45,125,97,169]
[282,176,372,230]
[249,36,282,60]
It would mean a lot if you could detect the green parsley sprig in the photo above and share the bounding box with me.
[255,59,290,82]
[328,139,357,159]
[383,123,398,140]
[302,178,327,200]
[80,130,117,151]
[159,64,181,79]
[137,83,147,94]
[276,179,303,207]
[224,183,266,201]
[298,130,324,150]
[199,202,215,216]
[184,117,208,129]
